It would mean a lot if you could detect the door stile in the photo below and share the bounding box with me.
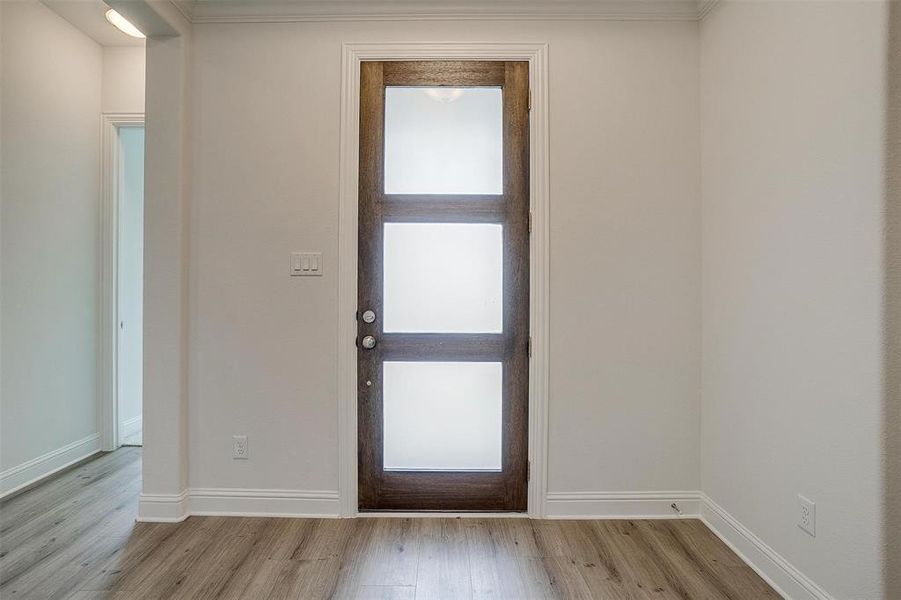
[358,61,385,508]
[502,61,530,510]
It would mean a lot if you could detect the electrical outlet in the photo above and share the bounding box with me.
[233,435,248,460]
[798,494,816,536]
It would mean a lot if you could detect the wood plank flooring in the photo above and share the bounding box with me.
[0,449,778,599]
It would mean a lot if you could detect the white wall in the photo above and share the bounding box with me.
[103,46,146,114]
[138,7,193,506]
[700,1,889,597]
[187,20,700,495]
[885,5,901,598]
[0,0,103,491]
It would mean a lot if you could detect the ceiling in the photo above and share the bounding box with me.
[42,0,145,47]
[174,0,716,23]
[42,0,717,41]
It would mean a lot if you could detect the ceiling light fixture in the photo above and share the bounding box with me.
[105,9,145,39]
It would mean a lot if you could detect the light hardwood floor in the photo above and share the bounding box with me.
[0,448,778,599]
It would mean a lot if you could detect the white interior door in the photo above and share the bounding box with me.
[117,126,144,446]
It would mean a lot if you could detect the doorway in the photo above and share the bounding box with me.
[116,126,144,446]
[102,115,145,451]
[357,61,530,511]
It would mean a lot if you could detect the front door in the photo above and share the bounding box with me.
[357,61,530,511]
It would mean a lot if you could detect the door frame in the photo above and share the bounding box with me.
[100,113,145,451]
[337,43,549,517]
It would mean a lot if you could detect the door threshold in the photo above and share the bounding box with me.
[356,511,529,519]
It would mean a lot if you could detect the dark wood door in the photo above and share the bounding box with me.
[358,61,529,512]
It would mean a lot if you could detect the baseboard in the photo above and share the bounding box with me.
[700,494,833,600]
[544,491,701,519]
[0,433,102,499]
[120,415,143,439]
[190,488,341,517]
[143,489,688,521]
[138,488,340,521]
[137,490,191,522]
[358,512,530,518]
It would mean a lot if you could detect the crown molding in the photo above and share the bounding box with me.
[697,0,720,20]
[185,0,712,23]
[169,0,195,22]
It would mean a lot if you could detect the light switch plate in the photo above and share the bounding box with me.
[291,252,323,276]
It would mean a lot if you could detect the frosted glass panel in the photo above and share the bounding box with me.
[383,361,502,471]
[384,87,502,195]
[383,223,502,333]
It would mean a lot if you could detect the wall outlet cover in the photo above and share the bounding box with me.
[798,494,816,537]
[233,435,248,459]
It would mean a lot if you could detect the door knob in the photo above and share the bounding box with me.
[361,335,377,349]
